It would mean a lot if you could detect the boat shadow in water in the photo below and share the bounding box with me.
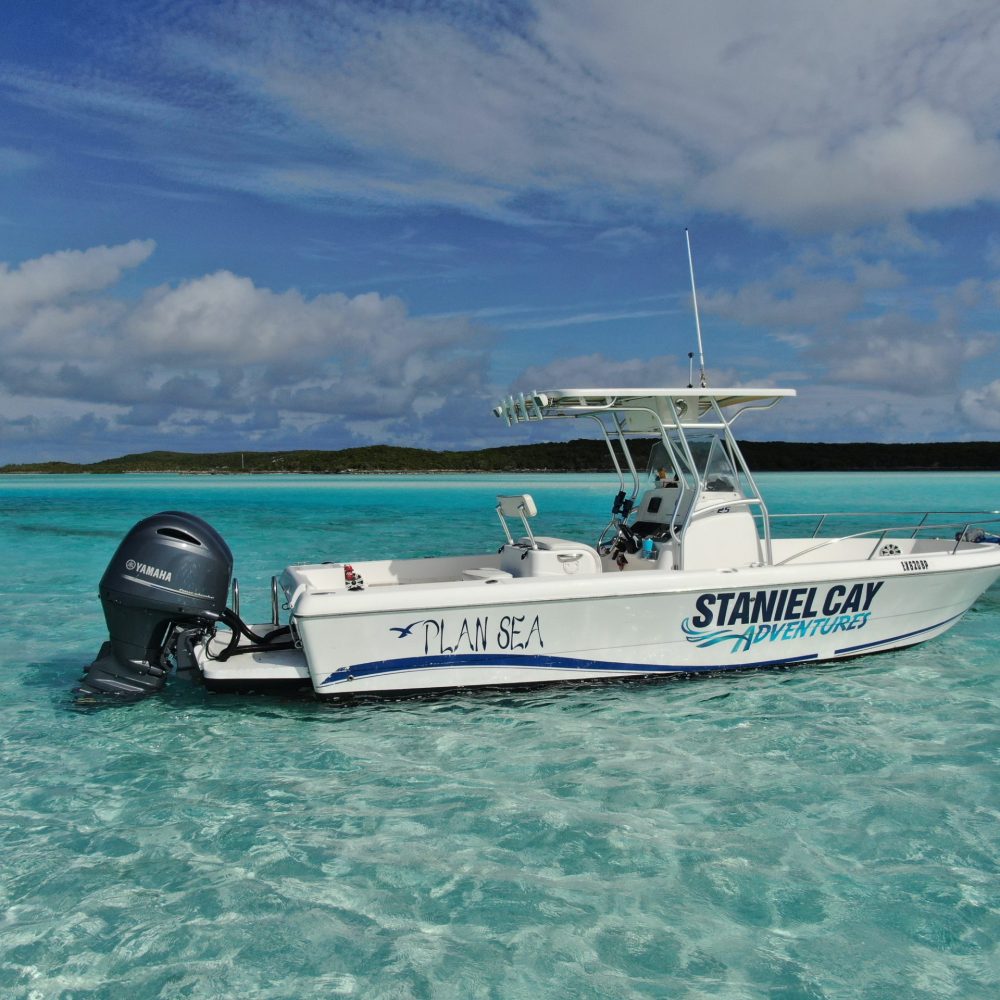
[172,650,893,709]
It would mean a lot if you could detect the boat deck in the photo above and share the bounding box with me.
[195,627,310,683]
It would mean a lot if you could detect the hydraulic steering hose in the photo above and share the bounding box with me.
[211,608,297,662]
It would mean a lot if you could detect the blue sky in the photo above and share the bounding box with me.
[2,0,1000,462]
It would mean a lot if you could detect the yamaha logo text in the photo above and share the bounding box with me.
[125,558,173,583]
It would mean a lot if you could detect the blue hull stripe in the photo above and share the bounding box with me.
[320,651,818,687]
[833,611,964,656]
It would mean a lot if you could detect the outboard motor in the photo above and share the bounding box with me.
[81,511,233,697]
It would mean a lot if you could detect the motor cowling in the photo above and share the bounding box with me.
[81,511,233,697]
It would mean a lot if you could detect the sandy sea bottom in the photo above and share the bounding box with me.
[1,472,998,999]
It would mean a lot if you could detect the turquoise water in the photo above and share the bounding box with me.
[1,472,999,999]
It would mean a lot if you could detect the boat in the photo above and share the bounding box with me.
[80,385,1000,699]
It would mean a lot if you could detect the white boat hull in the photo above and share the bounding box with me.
[197,549,1000,696]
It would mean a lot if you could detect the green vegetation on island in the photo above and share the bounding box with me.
[1,439,998,474]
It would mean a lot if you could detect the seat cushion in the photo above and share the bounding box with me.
[517,535,590,551]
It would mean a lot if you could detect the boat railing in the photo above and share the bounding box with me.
[760,511,1000,565]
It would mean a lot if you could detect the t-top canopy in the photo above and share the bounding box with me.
[495,386,795,432]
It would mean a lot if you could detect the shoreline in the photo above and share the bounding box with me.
[2,466,998,476]
[2,439,998,475]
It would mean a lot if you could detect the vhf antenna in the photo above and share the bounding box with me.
[685,228,707,388]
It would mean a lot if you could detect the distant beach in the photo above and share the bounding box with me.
[2,439,999,475]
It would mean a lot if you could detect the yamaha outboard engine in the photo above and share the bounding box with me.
[81,511,233,697]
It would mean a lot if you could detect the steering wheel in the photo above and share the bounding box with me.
[614,523,641,555]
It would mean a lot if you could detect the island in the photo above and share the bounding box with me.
[1,439,998,474]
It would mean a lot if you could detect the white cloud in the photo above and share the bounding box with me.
[0,240,496,453]
[695,104,1000,230]
[126,271,341,363]
[830,222,943,258]
[1,234,995,458]
[155,0,1000,230]
[0,240,154,326]
[959,379,1000,432]
[698,238,1000,400]
[756,383,969,443]
[704,276,864,330]
[817,315,994,393]
[8,2,998,232]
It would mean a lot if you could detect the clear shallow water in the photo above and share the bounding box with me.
[1,472,998,999]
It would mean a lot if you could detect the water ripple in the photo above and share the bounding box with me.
[1,474,999,998]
